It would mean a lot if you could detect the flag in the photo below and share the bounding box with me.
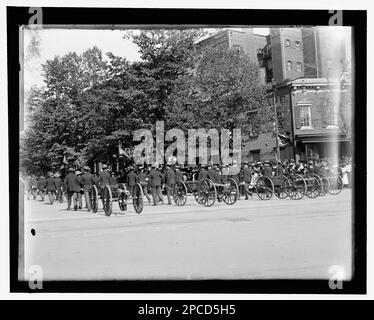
[60,155,69,169]
[119,142,131,159]
[277,134,291,147]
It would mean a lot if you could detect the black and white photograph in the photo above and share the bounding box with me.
[3,3,368,298]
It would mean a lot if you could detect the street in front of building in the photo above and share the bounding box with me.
[23,190,352,280]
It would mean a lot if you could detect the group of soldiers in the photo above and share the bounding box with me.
[22,156,351,211]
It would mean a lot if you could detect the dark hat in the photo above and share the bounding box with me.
[75,170,82,175]
[69,167,75,172]
[102,164,107,169]
[83,165,90,171]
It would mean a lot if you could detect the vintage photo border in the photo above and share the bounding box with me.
[7,6,367,294]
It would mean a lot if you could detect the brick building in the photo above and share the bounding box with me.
[196,28,267,83]
[258,28,304,83]
[242,77,351,162]
[302,27,351,79]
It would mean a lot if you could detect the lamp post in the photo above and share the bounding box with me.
[273,85,281,161]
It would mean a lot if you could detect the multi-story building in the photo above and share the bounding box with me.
[196,28,267,62]
[242,77,351,162]
[302,27,351,79]
[196,28,267,83]
[258,28,305,83]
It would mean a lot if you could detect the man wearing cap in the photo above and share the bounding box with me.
[75,170,84,209]
[45,172,57,205]
[164,164,176,205]
[53,173,64,202]
[37,175,47,201]
[149,164,164,205]
[242,162,252,200]
[262,161,273,178]
[198,165,208,181]
[81,166,95,212]
[99,164,111,207]
[64,167,81,210]
[138,166,151,203]
[126,166,137,197]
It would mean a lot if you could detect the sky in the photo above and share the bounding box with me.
[23,27,269,90]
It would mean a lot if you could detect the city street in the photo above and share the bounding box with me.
[23,190,352,281]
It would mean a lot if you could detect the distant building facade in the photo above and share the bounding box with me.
[196,28,267,83]
[242,77,351,162]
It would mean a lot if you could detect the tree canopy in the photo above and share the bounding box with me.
[20,29,271,175]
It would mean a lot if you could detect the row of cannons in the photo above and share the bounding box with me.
[91,173,343,216]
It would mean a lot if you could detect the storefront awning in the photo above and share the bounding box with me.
[297,135,350,143]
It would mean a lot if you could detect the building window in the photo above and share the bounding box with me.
[296,62,302,72]
[287,60,292,70]
[299,104,312,128]
[326,103,338,126]
[285,39,290,47]
[295,41,301,49]
[232,44,243,54]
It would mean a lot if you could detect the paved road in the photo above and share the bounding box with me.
[23,190,352,280]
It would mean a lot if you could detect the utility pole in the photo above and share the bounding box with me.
[273,86,281,161]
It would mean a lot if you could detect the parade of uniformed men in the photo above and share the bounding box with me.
[17,24,356,285]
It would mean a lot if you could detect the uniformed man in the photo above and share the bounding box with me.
[53,173,64,202]
[164,164,176,205]
[75,170,84,209]
[138,166,151,203]
[30,176,38,200]
[99,164,111,207]
[126,166,137,197]
[24,175,32,200]
[198,165,208,181]
[243,161,252,200]
[81,166,95,212]
[37,175,47,201]
[262,161,273,177]
[64,167,81,211]
[109,171,118,187]
[207,165,216,182]
[174,165,183,182]
[149,164,164,206]
[45,172,57,205]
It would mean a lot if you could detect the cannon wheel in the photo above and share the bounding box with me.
[223,178,239,205]
[289,174,306,200]
[318,174,330,196]
[91,185,99,213]
[132,183,144,214]
[255,176,274,200]
[103,185,113,216]
[118,183,128,211]
[310,174,324,197]
[199,179,216,207]
[305,174,321,199]
[328,175,343,195]
[274,175,291,199]
[173,180,188,206]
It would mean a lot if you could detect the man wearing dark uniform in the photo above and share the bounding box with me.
[126,166,137,197]
[138,166,151,203]
[242,161,252,200]
[175,165,183,182]
[99,164,111,207]
[37,175,47,201]
[165,164,176,205]
[81,166,95,212]
[46,172,57,204]
[149,164,163,205]
[262,161,273,178]
[64,167,81,210]
[207,165,216,182]
[53,173,63,202]
[75,170,83,209]
[198,165,208,181]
